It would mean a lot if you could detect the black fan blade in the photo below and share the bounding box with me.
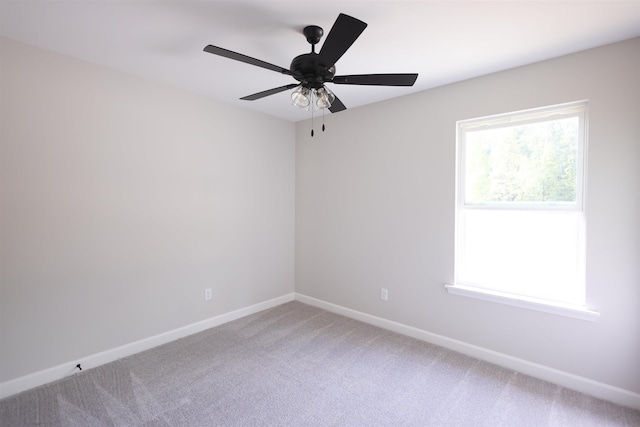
[204,45,292,75]
[333,74,418,86]
[328,95,346,113]
[318,14,367,67]
[240,84,299,101]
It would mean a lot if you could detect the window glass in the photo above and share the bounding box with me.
[455,101,587,306]
[464,117,579,206]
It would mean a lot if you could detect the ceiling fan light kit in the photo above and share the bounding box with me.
[204,13,418,135]
[291,85,336,110]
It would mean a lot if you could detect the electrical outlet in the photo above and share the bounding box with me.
[204,288,212,301]
[380,288,388,301]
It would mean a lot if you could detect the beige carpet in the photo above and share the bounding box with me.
[1,301,639,426]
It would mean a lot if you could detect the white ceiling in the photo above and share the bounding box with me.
[1,1,639,122]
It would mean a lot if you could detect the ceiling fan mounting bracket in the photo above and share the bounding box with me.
[303,25,324,46]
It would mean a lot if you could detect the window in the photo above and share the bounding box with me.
[447,101,598,320]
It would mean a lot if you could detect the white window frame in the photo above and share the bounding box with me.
[446,101,599,321]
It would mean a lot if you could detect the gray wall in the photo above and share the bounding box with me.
[296,38,640,394]
[2,35,639,397]
[0,38,296,382]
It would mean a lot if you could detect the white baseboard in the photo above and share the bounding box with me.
[295,293,640,410]
[0,293,295,400]
[4,292,638,410]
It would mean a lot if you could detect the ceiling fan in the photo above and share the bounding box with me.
[203,13,418,114]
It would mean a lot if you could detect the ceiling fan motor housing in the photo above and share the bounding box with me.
[290,53,335,89]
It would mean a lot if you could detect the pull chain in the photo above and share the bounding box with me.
[322,108,326,132]
[311,104,314,137]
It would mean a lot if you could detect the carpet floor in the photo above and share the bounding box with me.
[1,301,639,426]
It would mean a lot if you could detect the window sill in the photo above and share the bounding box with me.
[444,284,600,322]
